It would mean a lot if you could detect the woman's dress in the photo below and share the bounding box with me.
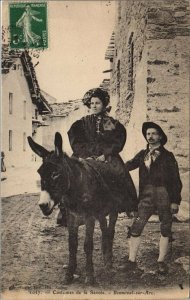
[68,114,138,212]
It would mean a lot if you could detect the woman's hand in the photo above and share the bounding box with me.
[96,155,105,162]
[127,211,138,218]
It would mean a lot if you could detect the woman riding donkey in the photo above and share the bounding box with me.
[57,88,138,226]
[27,88,138,284]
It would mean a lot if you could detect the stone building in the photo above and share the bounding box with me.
[2,45,52,167]
[99,79,110,92]
[106,0,190,173]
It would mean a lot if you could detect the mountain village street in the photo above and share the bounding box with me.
[1,192,189,298]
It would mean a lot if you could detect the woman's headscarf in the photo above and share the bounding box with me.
[82,88,110,109]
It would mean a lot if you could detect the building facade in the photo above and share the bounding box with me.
[106,0,190,171]
[2,46,52,167]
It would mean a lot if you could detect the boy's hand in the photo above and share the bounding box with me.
[96,155,105,162]
[170,203,179,214]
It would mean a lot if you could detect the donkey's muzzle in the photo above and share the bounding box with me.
[39,202,49,210]
[39,202,52,216]
[38,191,55,216]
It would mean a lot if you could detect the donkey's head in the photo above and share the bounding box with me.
[28,132,71,216]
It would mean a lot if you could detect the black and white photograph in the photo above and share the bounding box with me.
[1,1,190,299]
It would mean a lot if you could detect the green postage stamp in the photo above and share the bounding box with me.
[9,2,48,49]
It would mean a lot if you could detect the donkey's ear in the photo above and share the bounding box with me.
[27,136,50,158]
[54,132,63,156]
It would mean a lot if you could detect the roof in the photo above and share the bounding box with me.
[105,32,115,60]
[40,89,58,104]
[2,44,52,115]
[99,79,110,91]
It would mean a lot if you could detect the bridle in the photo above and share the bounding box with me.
[43,156,74,195]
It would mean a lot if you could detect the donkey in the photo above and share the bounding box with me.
[28,132,124,284]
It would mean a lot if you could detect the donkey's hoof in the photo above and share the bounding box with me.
[84,275,96,286]
[64,274,74,285]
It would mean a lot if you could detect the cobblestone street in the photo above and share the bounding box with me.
[1,193,189,299]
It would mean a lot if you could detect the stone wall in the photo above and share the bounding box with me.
[145,0,190,170]
[146,37,189,171]
[110,0,148,126]
[147,0,190,40]
[110,0,190,171]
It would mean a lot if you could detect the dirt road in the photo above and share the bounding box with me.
[1,193,189,298]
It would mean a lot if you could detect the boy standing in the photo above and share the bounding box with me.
[125,122,182,274]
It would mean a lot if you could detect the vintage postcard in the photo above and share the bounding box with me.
[1,0,189,300]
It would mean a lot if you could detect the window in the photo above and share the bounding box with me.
[118,1,121,21]
[18,64,23,76]
[9,130,12,151]
[117,60,121,98]
[12,64,17,70]
[23,101,26,120]
[23,132,26,151]
[9,93,13,114]
[35,109,38,120]
[127,33,134,92]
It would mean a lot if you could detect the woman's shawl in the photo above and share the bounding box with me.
[68,114,138,212]
[68,114,126,159]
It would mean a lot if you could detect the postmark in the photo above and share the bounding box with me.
[9,2,48,49]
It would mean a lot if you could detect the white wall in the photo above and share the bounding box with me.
[42,104,86,155]
[2,58,33,167]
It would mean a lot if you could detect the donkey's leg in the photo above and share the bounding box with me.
[99,216,108,266]
[84,217,95,285]
[65,215,79,284]
[106,212,118,269]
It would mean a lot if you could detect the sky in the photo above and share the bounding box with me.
[33,1,116,102]
[2,0,115,102]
